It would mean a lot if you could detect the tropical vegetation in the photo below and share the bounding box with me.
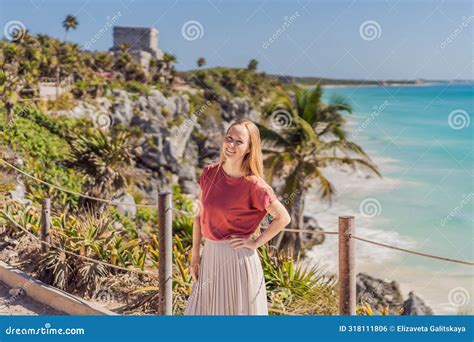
[0,16,388,315]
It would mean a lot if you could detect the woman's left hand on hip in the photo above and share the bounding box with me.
[228,235,257,250]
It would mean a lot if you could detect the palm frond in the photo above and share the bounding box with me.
[264,152,294,184]
[327,94,352,114]
[292,116,320,148]
[311,167,337,202]
[256,122,291,148]
[319,157,382,178]
[320,139,372,160]
[301,84,323,125]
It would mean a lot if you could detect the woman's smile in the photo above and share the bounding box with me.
[224,147,236,157]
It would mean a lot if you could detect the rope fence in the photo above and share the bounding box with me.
[2,155,472,266]
[1,156,473,316]
[0,209,159,278]
[350,235,473,266]
[0,158,156,208]
[262,226,339,235]
[0,207,307,316]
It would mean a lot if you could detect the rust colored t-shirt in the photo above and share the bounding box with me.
[198,162,277,241]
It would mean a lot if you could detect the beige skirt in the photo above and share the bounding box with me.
[183,238,268,315]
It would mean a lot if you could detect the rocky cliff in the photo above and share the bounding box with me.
[357,273,433,315]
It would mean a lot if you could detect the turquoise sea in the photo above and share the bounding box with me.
[306,83,473,314]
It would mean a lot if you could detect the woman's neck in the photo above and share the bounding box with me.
[222,159,245,178]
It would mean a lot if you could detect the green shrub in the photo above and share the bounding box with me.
[124,81,150,95]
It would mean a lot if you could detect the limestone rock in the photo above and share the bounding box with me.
[113,192,137,218]
[356,273,433,315]
[8,181,31,206]
[402,291,433,315]
[302,215,325,249]
[111,89,134,125]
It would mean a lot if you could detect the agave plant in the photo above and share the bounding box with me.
[260,244,323,296]
[68,209,114,254]
[37,232,74,291]
[259,243,338,315]
[108,235,130,267]
[0,203,40,237]
[128,235,193,315]
[124,245,147,270]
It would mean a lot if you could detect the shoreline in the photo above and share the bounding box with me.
[302,110,469,315]
[321,82,439,89]
[303,81,472,89]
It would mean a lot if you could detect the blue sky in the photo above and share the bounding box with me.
[1,0,472,80]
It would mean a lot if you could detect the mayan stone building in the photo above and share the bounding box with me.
[110,26,164,72]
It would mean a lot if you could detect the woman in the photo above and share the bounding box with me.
[184,119,291,315]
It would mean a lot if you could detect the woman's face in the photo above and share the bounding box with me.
[223,124,250,161]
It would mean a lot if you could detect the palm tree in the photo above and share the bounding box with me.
[62,15,78,42]
[0,42,27,123]
[247,58,258,71]
[67,129,138,211]
[197,57,206,68]
[259,84,382,258]
[163,52,177,67]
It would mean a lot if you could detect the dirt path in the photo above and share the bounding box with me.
[0,281,65,315]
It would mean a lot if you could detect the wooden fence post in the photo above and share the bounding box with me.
[40,198,51,253]
[338,215,355,315]
[158,191,172,315]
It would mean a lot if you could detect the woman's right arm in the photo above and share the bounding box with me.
[190,190,203,281]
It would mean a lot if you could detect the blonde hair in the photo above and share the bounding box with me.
[218,119,264,179]
[217,119,266,239]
